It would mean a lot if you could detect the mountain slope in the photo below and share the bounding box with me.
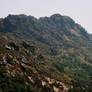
[0,14,92,92]
[0,14,89,52]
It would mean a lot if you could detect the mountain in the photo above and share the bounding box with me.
[0,14,92,92]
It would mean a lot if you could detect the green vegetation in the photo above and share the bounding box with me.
[0,66,52,92]
[0,14,92,92]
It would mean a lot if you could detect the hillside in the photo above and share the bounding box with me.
[0,14,92,92]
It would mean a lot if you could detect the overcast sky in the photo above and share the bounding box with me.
[0,0,92,33]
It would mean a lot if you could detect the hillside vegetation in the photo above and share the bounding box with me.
[0,14,92,92]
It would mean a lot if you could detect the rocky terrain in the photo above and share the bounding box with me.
[0,14,92,92]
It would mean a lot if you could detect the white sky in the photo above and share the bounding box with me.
[0,0,92,33]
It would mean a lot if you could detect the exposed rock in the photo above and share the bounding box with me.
[8,42,19,51]
[53,86,60,92]
[2,56,8,64]
[22,41,36,53]
[21,56,29,64]
[28,76,35,84]
[5,45,12,50]
[42,80,47,86]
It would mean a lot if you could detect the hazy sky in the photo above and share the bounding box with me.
[0,0,92,33]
